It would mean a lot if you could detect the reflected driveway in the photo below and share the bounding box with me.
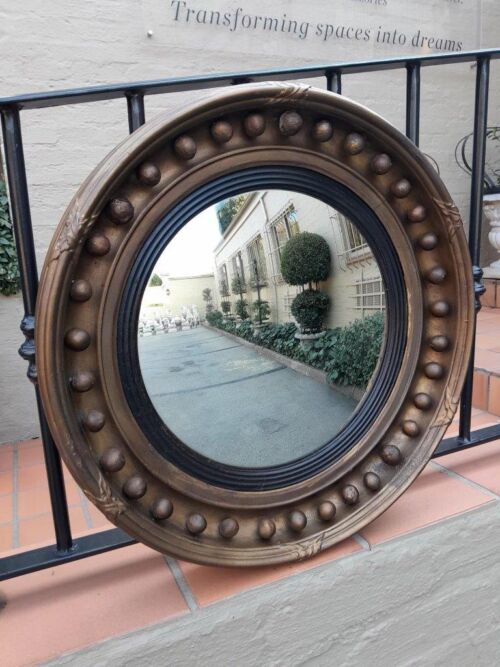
[138,326,357,467]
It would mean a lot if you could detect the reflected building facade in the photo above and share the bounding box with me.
[213,191,384,329]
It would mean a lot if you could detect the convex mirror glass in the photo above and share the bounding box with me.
[138,189,386,467]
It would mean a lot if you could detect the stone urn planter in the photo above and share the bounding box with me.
[483,192,500,278]
[295,330,325,350]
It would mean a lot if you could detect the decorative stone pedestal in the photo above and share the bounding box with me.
[481,194,500,308]
[483,193,500,280]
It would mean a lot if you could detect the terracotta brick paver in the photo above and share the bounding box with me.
[359,463,492,545]
[18,508,89,548]
[0,469,14,496]
[488,374,500,415]
[437,438,500,496]
[0,494,13,523]
[472,369,490,411]
[445,410,500,439]
[0,522,13,551]
[1,544,188,667]
[0,441,97,553]
[0,444,13,472]
[474,309,500,376]
[17,443,45,467]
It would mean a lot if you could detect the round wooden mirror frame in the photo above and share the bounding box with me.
[36,83,473,566]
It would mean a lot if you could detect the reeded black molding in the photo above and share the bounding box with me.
[118,166,407,491]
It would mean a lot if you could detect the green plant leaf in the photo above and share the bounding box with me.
[0,180,19,296]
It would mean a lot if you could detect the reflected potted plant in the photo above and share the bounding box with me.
[280,231,331,348]
[235,298,249,320]
[250,258,269,328]
[231,274,249,320]
[206,310,223,327]
[202,287,213,317]
[252,299,270,327]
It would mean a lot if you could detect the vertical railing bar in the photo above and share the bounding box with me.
[0,107,73,552]
[126,92,146,133]
[326,70,342,94]
[458,55,490,442]
[405,62,421,146]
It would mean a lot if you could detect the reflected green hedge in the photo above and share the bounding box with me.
[209,311,384,388]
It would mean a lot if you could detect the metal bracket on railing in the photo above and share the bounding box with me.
[231,77,253,85]
[19,314,36,382]
[473,265,486,312]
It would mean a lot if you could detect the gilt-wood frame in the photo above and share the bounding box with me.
[36,83,473,566]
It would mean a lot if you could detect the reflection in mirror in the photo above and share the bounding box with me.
[138,190,386,467]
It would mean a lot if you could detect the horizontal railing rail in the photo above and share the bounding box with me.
[0,48,498,111]
[1,47,499,580]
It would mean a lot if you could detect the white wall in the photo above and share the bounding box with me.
[0,0,498,442]
[167,274,216,317]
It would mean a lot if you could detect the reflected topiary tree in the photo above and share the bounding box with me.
[280,232,331,334]
[206,309,223,326]
[149,273,163,287]
[281,232,330,288]
[252,299,270,325]
[291,291,329,332]
[235,298,249,320]
[232,274,249,319]
[202,287,213,314]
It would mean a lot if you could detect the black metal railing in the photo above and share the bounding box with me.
[0,48,499,580]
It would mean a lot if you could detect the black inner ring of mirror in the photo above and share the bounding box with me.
[118,166,407,491]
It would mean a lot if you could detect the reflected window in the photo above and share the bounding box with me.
[218,263,230,297]
[269,205,300,280]
[286,208,300,237]
[354,275,385,315]
[273,218,289,254]
[247,234,268,285]
[232,251,246,285]
[339,213,372,264]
